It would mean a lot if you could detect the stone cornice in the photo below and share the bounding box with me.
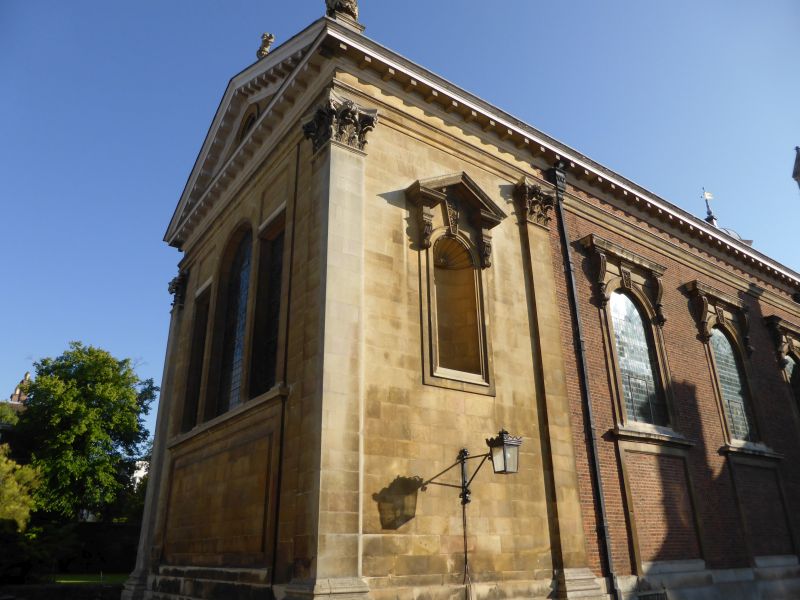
[165,17,800,296]
[319,23,800,290]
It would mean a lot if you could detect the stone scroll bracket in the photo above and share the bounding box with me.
[405,172,506,268]
[580,234,667,326]
[765,316,800,368]
[683,280,753,354]
[302,91,378,155]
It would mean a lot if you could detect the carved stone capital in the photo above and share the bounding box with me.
[325,0,359,21]
[303,92,377,154]
[168,271,188,309]
[515,177,555,228]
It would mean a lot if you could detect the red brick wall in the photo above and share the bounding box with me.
[549,178,800,576]
[734,464,793,557]
[626,452,701,562]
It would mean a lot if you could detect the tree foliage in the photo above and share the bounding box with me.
[15,342,157,519]
[0,444,39,531]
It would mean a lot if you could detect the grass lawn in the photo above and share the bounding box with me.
[53,573,128,585]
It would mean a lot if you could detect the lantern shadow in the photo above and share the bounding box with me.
[372,475,424,530]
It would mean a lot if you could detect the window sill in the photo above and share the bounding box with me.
[612,423,693,447]
[168,384,289,450]
[721,440,783,460]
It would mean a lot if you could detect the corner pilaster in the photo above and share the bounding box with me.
[122,273,187,600]
[287,91,377,600]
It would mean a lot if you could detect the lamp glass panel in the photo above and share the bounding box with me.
[504,444,519,474]
[491,445,505,473]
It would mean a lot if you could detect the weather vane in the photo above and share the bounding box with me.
[702,188,717,227]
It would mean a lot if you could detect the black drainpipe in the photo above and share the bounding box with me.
[549,162,620,600]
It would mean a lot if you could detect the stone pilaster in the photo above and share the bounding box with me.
[122,274,187,600]
[288,91,377,600]
[515,179,605,599]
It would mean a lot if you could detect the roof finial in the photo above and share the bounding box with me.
[326,0,361,27]
[702,188,718,227]
[256,33,275,60]
[793,146,800,191]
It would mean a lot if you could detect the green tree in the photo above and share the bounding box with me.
[0,444,39,531]
[15,342,157,519]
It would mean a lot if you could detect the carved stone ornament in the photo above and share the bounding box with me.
[325,0,359,21]
[683,280,747,347]
[765,316,800,368]
[620,267,632,290]
[256,33,275,60]
[303,92,378,154]
[479,232,493,269]
[405,172,507,267]
[168,271,188,309]
[515,178,556,228]
[445,197,459,236]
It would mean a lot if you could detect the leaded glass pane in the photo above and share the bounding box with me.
[609,291,668,426]
[218,232,253,413]
[709,328,756,441]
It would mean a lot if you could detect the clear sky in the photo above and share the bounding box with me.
[2,0,798,436]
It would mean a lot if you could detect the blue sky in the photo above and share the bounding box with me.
[1,1,798,436]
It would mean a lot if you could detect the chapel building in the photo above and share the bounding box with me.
[124,3,800,599]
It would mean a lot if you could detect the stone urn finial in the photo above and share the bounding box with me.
[256,32,275,60]
[325,0,359,21]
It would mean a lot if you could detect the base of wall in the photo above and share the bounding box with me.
[139,558,800,600]
[604,555,800,600]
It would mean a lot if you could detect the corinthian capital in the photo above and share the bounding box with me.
[303,92,378,153]
[515,177,556,228]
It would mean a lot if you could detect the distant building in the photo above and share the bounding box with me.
[4,372,29,415]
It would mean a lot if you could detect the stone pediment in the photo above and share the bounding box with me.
[406,172,507,268]
[406,172,506,230]
[165,19,329,248]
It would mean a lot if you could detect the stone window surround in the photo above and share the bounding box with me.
[177,210,290,439]
[581,234,684,443]
[683,280,778,457]
[406,172,506,395]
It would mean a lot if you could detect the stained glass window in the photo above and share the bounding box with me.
[709,327,756,441]
[609,291,668,426]
[217,231,253,414]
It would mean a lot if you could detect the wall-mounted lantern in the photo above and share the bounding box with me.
[486,429,522,475]
[419,429,523,585]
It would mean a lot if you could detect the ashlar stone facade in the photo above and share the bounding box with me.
[125,5,800,600]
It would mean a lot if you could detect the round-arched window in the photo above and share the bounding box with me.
[609,291,668,426]
[217,230,253,413]
[709,327,756,441]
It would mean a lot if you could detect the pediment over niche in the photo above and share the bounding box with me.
[406,172,507,268]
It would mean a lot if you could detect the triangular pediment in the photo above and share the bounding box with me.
[406,172,507,230]
[165,18,328,247]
